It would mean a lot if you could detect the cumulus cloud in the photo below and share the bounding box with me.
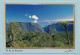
[29,15,38,23]
[32,15,38,20]
[25,14,38,23]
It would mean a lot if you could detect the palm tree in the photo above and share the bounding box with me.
[58,22,73,46]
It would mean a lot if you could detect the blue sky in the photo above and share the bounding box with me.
[6,4,74,26]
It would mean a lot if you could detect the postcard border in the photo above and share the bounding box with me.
[5,3,75,49]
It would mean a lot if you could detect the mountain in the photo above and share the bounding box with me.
[19,22,44,32]
[43,24,56,34]
[6,22,44,32]
[43,21,73,32]
[6,21,73,34]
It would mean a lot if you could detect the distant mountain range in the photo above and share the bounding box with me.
[6,21,73,33]
[43,21,73,33]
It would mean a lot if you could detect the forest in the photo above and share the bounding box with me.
[6,21,73,48]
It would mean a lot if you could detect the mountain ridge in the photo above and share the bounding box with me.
[6,21,73,34]
[43,21,73,33]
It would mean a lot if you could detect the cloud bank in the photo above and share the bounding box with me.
[55,18,73,22]
[39,18,74,23]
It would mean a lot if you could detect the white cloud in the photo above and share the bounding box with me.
[33,20,37,23]
[30,15,39,23]
[39,18,74,23]
[29,15,31,18]
[55,18,74,22]
[25,14,38,23]
[32,15,38,20]
[39,20,51,22]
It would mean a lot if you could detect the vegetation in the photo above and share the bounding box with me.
[58,22,73,46]
[6,21,73,48]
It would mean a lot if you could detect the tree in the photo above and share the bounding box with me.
[8,21,25,47]
[58,22,73,46]
[49,25,56,35]
[51,33,55,40]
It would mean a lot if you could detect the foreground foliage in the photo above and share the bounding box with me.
[6,21,73,47]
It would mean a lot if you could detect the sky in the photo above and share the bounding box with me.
[6,4,74,26]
